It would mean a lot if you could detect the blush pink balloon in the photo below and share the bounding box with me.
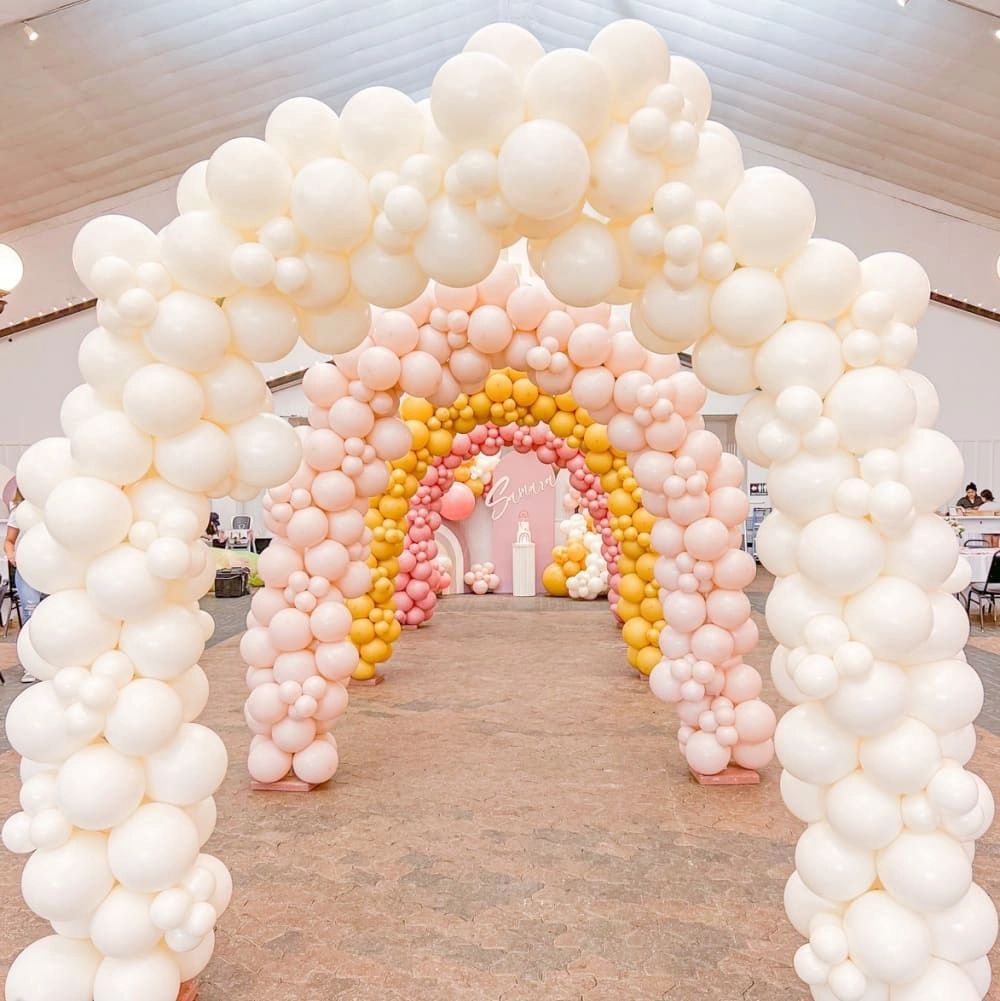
[357,345,403,392]
[405,608,424,626]
[269,607,313,652]
[476,262,519,306]
[314,683,349,721]
[248,740,293,783]
[398,551,417,574]
[690,623,735,664]
[411,560,433,581]
[406,579,431,601]
[658,624,693,658]
[309,601,352,643]
[435,283,478,312]
[246,683,287,725]
[679,428,724,471]
[373,311,421,354]
[440,481,476,522]
[328,397,375,438]
[467,305,514,354]
[303,539,350,581]
[340,561,374,598]
[315,641,360,681]
[706,590,752,631]
[258,543,305,587]
[506,285,550,330]
[685,731,731,775]
[651,519,686,558]
[537,310,575,349]
[722,663,762,703]
[311,471,356,512]
[303,429,346,472]
[663,591,707,633]
[732,739,774,771]
[683,518,730,562]
[273,651,317,684]
[240,626,280,669]
[328,509,366,545]
[287,507,330,549]
[271,716,317,754]
[649,664,682,703]
[710,486,751,528]
[730,618,759,655]
[708,452,746,490]
[713,549,757,590]
[668,492,711,527]
[668,371,708,417]
[644,414,687,453]
[734,699,777,743]
[303,364,350,408]
[567,323,612,368]
[250,588,288,628]
[292,735,340,783]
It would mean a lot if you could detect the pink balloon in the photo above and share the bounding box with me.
[730,618,759,655]
[338,561,373,599]
[658,624,692,658]
[537,310,574,349]
[667,371,708,417]
[722,663,763,703]
[733,699,777,743]
[304,539,350,581]
[271,715,317,754]
[506,285,551,330]
[327,509,366,545]
[287,507,330,549]
[314,683,349,721]
[303,429,346,472]
[649,663,682,703]
[708,452,746,490]
[732,739,774,771]
[398,550,417,573]
[258,543,305,588]
[273,651,317,684]
[309,601,352,643]
[307,471,354,512]
[399,350,443,398]
[651,519,686,559]
[690,623,735,664]
[683,518,730,562]
[476,262,520,306]
[705,590,752,631]
[328,396,375,438]
[712,549,757,590]
[644,413,687,453]
[434,283,478,312]
[679,428,724,471]
[292,735,340,783]
[416,593,436,611]
[240,626,280,669]
[685,730,731,775]
[303,364,350,408]
[566,303,612,327]
[467,305,514,354]
[662,591,707,633]
[246,683,287,725]
[373,311,421,354]
[269,607,313,652]
[709,486,751,528]
[567,322,613,368]
[440,481,476,522]
[667,492,711,527]
[315,640,360,681]
[250,587,288,628]
[248,740,293,782]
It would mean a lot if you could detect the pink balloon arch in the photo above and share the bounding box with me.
[395,421,622,627]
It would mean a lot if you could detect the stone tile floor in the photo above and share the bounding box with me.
[0,572,997,999]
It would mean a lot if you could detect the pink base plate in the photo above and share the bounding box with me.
[250,776,317,792]
[689,765,761,786]
[178,981,199,1001]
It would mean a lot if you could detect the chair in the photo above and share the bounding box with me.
[965,538,990,548]
[966,552,1000,631]
[227,515,254,551]
[1,564,22,638]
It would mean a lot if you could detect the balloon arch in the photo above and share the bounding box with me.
[4,17,994,1001]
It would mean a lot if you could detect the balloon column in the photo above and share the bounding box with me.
[6,14,984,1001]
[464,563,501,594]
[544,512,610,600]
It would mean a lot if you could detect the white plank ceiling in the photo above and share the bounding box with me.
[1,0,999,235]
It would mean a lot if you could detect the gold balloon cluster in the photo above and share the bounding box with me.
[351,369,659,679]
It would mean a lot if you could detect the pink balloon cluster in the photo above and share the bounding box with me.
[394,421,618,627]
[243,359,414,785]
[464,563,500,595]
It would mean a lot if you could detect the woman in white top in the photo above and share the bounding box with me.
[3,490,43,682]
[978,489,1000,512]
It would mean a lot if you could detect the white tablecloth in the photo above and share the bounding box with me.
[961,548,999,583]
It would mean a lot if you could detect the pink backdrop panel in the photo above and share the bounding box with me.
[485,449,557,593]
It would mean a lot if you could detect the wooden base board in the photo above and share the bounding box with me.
[634,672,649,682]
[351,674,385,686]
[690,765,760,786]
[177,981,199,1001]
[250,776,317,792]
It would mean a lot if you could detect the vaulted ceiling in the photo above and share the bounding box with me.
[2,0,999,235]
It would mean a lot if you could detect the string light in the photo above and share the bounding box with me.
[22,22,38,41]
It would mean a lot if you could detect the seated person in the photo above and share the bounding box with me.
[203,512,228,548]
[957,482,983,513]
[979,489,1000,513]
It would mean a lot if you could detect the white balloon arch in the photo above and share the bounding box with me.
[3,18,995,1001]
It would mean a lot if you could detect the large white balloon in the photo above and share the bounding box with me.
[107,804,201,893]
[5,935,102,1001]
[205,136,293,229]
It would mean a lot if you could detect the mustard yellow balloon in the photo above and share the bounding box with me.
[542,563,569,596]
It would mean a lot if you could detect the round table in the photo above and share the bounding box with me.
[961,547,999,583]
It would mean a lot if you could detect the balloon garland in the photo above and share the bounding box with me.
[5,16,985,1001]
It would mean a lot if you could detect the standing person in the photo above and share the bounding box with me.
[957,482,983,513]
[3,490,42,682]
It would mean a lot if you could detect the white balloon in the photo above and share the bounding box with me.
[782,239,861,321]
[877,830,972,912]
[61,385,110,437]
[44,476,132,558]
[154,421,236,494]
[6,681,95,763]
[825,659,908,737]
[291,158,372,252]
[123,364,206,438]
[588,18,672,119]
[906,659,983,734]
[824,367,917,453]
[90,887,163,959]
[775,703,859,786]
[228,413,302,489]
[710,268,787,346]
[797,513,885,596]
[223,290,300,364]
[5,935,102,1001]
[70,411,152,487]
[541,220,621,307]
[205,136,292,229]
[430,52,524,150]
[897,429,965,513]
[265,96,341,170]
[843,890,932,984]
[523,48,612,143]
[120,605,205,682]
[340,86,423,174]
[860,252,931,326]
[57,744,145,830]
[755,320,844,397]
[767,450,858,526]
[73,216,159,290]
[826,772,902,850]
[144,723,227,806]
[93,948,181,1001]
[15,523,90,595]
[78,326,151,405]
[844,576,932,661]
[28,589,121,669]
[414,197,501,288]
[108,804,201,894]
[105,678,184,756]
[860,716,942,795]
[158,211,242,299]
[176,161,211,214]
[23,831,115,921]
[144,290,230,374]
[926,883,998,964]
[463,22,544,82]
[725,167,816,268]
[795,821,876,902]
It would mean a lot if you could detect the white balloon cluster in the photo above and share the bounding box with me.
[7,13,989,1000]
[559,512,609,600]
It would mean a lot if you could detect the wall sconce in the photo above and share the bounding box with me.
[0,244,25,315]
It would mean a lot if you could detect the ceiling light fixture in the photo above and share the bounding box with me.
[22,22,38,41]
[0,244,25,315]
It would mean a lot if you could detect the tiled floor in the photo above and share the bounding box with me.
[0,573,998,999]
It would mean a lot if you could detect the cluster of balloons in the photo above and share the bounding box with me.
[464,563,501,595]
[7,11,984,998]
[543,512,610,600]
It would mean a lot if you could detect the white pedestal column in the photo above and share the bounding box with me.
[513,542,536,597]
